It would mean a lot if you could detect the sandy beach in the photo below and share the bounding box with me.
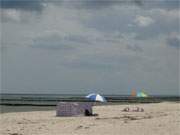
[1,102,180,135]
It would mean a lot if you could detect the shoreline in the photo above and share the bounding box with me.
[1,101,179,114]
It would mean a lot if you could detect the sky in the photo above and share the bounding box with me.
[0,0,180,95]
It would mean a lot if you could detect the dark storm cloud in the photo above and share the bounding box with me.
[49,0,143,10]
[53,0,178,10]
[1,0,179,94]
[141,0,180,10]
[1,0,178,10]
[1,0,178,12]
[78,0,143,9]
[0,0,44,11]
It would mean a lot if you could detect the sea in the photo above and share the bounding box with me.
[0,93,179,113]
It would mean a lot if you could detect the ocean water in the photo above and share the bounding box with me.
[0,93,179,106]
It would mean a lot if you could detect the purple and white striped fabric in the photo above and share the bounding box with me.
[56,102,93,116]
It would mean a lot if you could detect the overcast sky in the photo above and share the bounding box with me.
[0,0,180,95]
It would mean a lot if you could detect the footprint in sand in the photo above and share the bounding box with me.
[8,133,22,135]
[38,127,42,130]
[75,125,91,130]
[84,127,90,129]
[75,125,83,130]
[88,124,96,127]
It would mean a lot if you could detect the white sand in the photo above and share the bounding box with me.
[1,102,180,135]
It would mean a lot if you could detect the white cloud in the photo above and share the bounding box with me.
[1,9,21,22]
[134,15,155,27]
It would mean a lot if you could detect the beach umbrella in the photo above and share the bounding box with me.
[137,91,148,97]
[86,93,107,102]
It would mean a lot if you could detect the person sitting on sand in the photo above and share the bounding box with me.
[133,107,144,112]
[122,107,144,112]
[140,108,144,112]
[122,107,130,112]
[84,109,98,116]
[133,107,140,112]
[84,109,93,116]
